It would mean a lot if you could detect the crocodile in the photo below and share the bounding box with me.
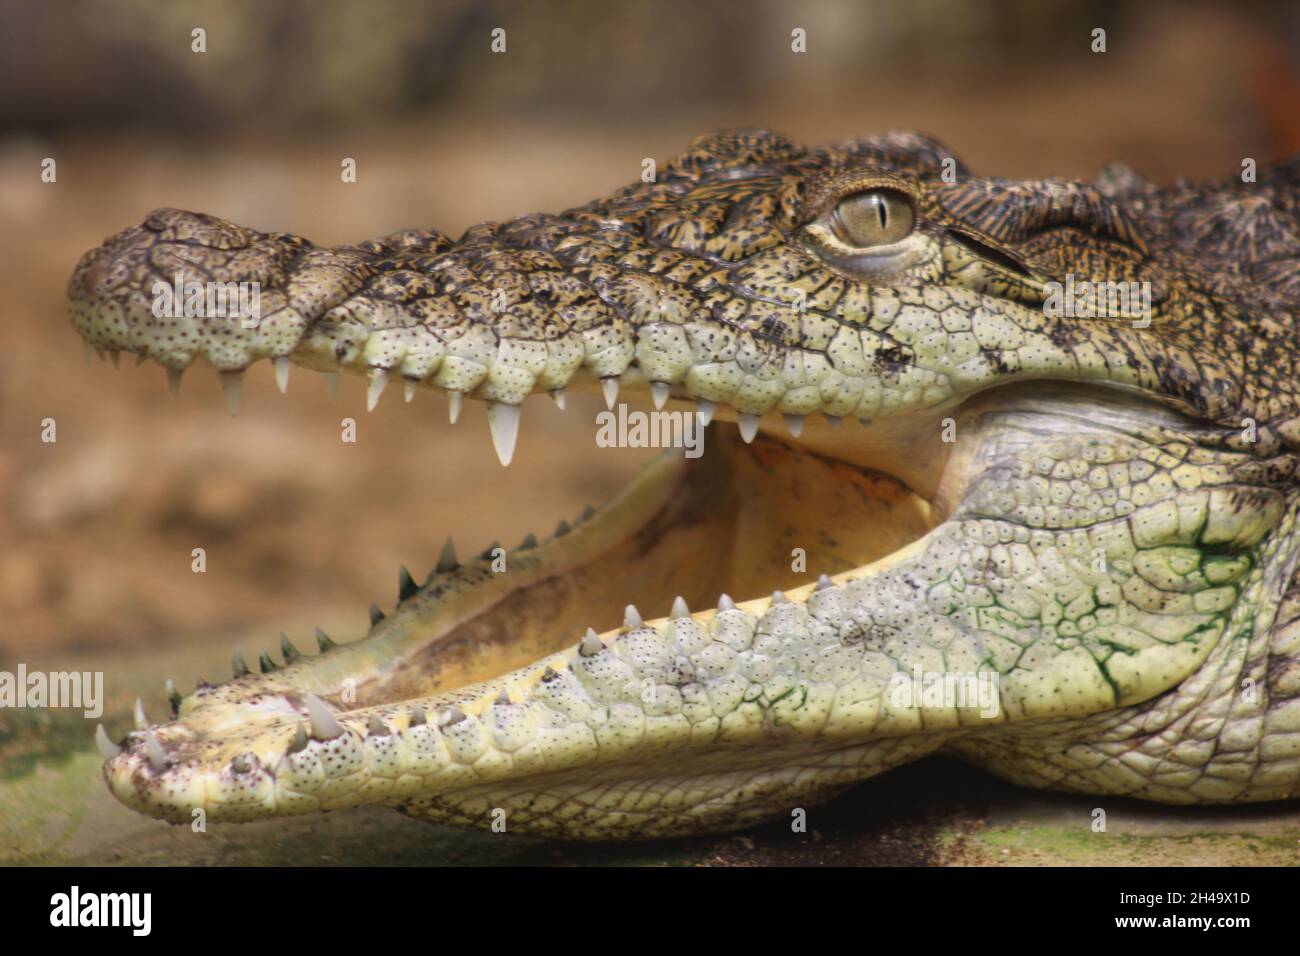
[69,130,1300,840]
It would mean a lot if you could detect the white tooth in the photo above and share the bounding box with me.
[273,356,291,394]
[95,725,119,760]
[815,573,833,590]
[83,342,94,367]
[305,693,343,739]
[447,390,463,424]
[167,368,183,398]
[696,399,716,426]
[825,414,843,429]
[737,413,760,443]
[404,381,416,403]
[671,595,689,618]
[578,628,604,657]
[550,388,566,410]
[772,590,789,604]
[324,372,340,400]
[601,377,620,410]
[623,604,643,629]
[718,594,736,611]
[366,369,388,411]
[651,382,670,410]
[782,413,805,438]
[487,402,520,466]
[133,698,148,731]
[144,727,168,771]
[135,352,148,367]
[220,371,243,416]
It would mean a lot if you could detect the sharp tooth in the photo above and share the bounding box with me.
[144,727,168,771]
[288,724,309,753]
[825,414,843,429]
[315,627,337,652]
[480,540,501,561]
[324,371,340,399]
[578,504,595,523]
[220,371,244,416]
[623,604,643,629]
[436,536,459,573]
[165,678,181,717]
[409,705,427,726]
[369,603,385,626]
[280,632,301,663]
[550,388,566,410]
[109,350,121,369]
[273,356,291,394]
[651,382,670,410]
[554,519,571,537]
[95,724,120,760]
[858,418,873,428]
[487,402,520,466]
[232,753,254,774]
[133,698,148,731]
[167,368,183,398]
[135,352,148,367]
[601,377,619,409]
[671,595,690,618]
[737,413,760,443]
[398,565,418,601]
[305,693,343,739]
[447,390,463,424]
[815,574,833,590]
[518,533,538,551]
[696,399,716,426]
[495,688,511,706]
[718,594,736,611]
[83,342,94,367]
[367,716,388,736]
[772,590,789,604]
[404,380,416,403]
[782,413,805,438]
[578,628,605,657]
[258,650,278,673]
[366,368,389,411]
[438,706,467,728]
[94,348,105,363]
[232,649,250,678]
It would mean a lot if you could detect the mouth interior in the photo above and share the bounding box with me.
[339,410,940,710]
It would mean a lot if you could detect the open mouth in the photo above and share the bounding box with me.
[91,361,956,833]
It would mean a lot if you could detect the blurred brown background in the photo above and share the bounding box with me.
[2,0,1300,864]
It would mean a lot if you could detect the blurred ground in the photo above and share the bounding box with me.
[2,0,1299,865]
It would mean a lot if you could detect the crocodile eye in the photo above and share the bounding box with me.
[831,190,914,247]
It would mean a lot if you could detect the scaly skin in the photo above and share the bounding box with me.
[69,130,1300,839]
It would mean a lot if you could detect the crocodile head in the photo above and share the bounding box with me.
[70,130,1300,839]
